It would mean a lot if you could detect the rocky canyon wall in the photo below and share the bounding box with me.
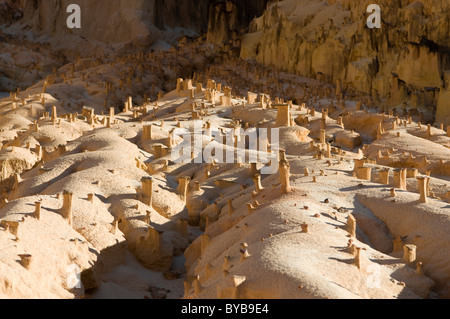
[1,0,271,44]
[0,0,23,25]
[153,0,210,33]
[17,0,160,44]
[3,0,448,124]
[206,0,271,48]
[240,0,450,125]
[0,0,271,91]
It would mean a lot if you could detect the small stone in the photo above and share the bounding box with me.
[149,286,169,299]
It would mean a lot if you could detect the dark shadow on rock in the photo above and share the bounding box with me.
[328,257,355,265]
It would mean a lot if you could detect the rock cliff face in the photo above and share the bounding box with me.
[2,0,448,123]
[18,0,160,44]
[0,0,271,92]
[2,0,270,44]
[0,0,23,25]
[241,0,450,125]
[206,0,270,48]
[154,0,211,33]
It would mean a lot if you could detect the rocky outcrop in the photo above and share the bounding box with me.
[241,0,450,125]
[154,0,211,33]
[0,0,271,93]
[436,71,450,125]
[2,0,270,45]
[3,0,448,123]
[17,0,160,44]
[206,0,271,49]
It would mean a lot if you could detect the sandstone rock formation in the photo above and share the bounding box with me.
[0,0,448,301]
[241,0,450,125]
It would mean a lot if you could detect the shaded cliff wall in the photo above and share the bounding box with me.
[154,0,210,33]
[2,0,271,43]
[207,0,271,47]
[17,0,159,43]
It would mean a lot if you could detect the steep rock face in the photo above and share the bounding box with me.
[241,0,450,124]
[18,0,160,44]
[0,0,23,25]
[2,0,271,44]
[154,0,211,33]
[436,71,450,125]
[207,0,271,49]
